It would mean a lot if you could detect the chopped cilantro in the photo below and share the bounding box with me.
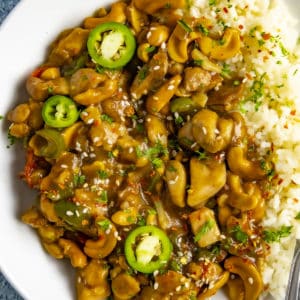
[230,225,248,244]
[138,66,149,80]
[151,157,163,169]
[97,190,108,203]
[263,226,292,243]
[137,215,146,226]
[260,159,275,180]
[0,115,4,120]
[101,114,114,124]
[197,24,209,36]
[98,170,109,179]
[47,86,53,94]
[73,174,86,186]
[146,46,156,53]
[295,212,300,220]
[148,208,157,215]
[167,165,177,172]
[194,59,204,67]
[97,219,111,231]
[7,132,16,147]
[136,123,145,133]
[194,219,215,242]
[209,0,216,5]
[221,63,231,78]
[177,20,192,33]
[247,72,266,111]
[195,150,207,160]
[174,114,184,125]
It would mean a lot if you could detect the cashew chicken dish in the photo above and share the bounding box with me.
[7,0,300,299]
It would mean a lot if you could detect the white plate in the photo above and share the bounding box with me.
[0,1,299,300]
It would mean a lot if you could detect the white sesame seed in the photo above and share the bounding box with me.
[175,286,181,292]
[153,65,160,70]
[248,277,254,285]
[202,127,207,135]
[66,210,74,216]
[82,208,89,214]
[153,282,159,290]
[61,164,68,169]
[168,85,175,90]
[81,111,88,117]
[153,270,159,276]
[161,42,166,49]
[87,118,94,125]
[89,153,96,158]
[75,210,80,217]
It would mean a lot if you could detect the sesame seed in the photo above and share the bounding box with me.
[86,118,94,125]
[66,210,74,216]
[248,277,254,285]
[75,210,80,217]
[61,164,68,169]
[153,65,160,70]
[81,111,88,117]
[168,85,175,90]
[153,282,159,290]
[82,208,89,214]
[161,42,166,49]
[153,270,159,276]
[202,127,207,135]
[89,153,96,158]
[175,286,181,292]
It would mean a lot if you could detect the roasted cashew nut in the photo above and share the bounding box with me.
[84,220,118,258]
[76,259,111,300]
[126,3,149,34]
[167,20,202,63]
[147,23,170,46]
[187,157,226,208]
[165,160,187,208]
[133,0,185,15]
[197,27,241,60]
[227,146,266,180]
[83,2,127,29]
[111,272,141,299]
[58,238,88,268]
[226,172,262,211]
[191,48,222,73]
[145,114,169,147]
[192,109,234,153]
[224,256,263,300]
[198,271,230,300]
[137,43,152,63]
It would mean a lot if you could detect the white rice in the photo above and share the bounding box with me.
[189,0,300,298]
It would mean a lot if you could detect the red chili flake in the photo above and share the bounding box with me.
[93,120,100,126]
[290,109,296,116]
[238,24,244,30]
[223,7,229,13]
[284,123,288,129]
[258,49,262,53]
[262,33,271,40]
[278,178,284,185]
[271,142,274,152]
[294,198,299,203]
[31,66,49,78]
[263,56,269,62]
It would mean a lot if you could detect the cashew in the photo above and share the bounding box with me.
[189,207,221,247]
[197,28,241,60]
[226,277,245,300]
[133,0,185,15]
[42,242,64,259]
[224,256,263,300]
[226,172,262,211]
[7,103,30,123]
[167,20,202,63]
[165,160,186,208]
[227,146,266,180]
[76,259,111,300]
[38,225,64,244]
[84,219,117,258]
[39,195,61,223]
[126,3,149,34]
[40,67,61,80]
[62,122,85,148]
[83,2,127,29]
[191,109,234,153]
[198,271,230,300]
[137,43,153,63]
[59,238,88,268]
[8,123,30,138]
[217,194,233,227]
[111,207,138,226]
[177,121,198,150]
[27,102,43,130]
[145,114,169,147]
[146,74,182,114]
[111,273,141,299]
[187,157,226,208]
[147,23,170,46]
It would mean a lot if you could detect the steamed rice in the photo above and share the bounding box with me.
[189,0,300,298]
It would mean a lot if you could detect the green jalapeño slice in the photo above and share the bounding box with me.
[87,22,136,69]
[42,95,79,128]
[124,225,173,274]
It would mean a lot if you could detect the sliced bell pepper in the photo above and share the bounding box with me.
[87,22,136,69]
[124,225,173,273]
[42,95,79,128]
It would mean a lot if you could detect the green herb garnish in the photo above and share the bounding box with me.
[194,219,215,242]
[178,20,192,33]
[263,226,292,243]
[101,114,114,124]
[230,225,248,244]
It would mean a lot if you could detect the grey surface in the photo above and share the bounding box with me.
[0,1,24,299]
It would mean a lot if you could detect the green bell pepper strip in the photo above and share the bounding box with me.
[42,95,79,128]
[124,225,173,273]
[87,22,136,69]
[30,128,65,159]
